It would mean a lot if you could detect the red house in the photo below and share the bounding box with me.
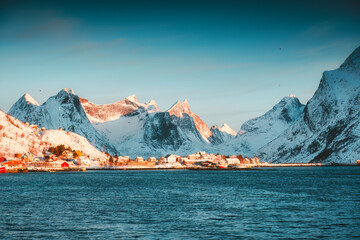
[61,162,69,168]
[1,160,26,169]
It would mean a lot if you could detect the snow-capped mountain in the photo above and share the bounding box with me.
[167,99,213,142]
[8,88,117,154]
[258,46,360,163]
[216,96,305,156]
[92,99,214,158]
[210,124,237,144]
[8,89,216,158]
[0,109,105,159]
[80,94,160,123]
[7,93,40,121]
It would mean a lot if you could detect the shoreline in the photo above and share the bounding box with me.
[2,163,358,174]
[22,163,358,173]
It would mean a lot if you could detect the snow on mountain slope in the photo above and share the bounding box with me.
[0,110,44,158]
[0,108,107,159]
[8,93,40,122]
[210,124,237,144]
[93,106,211,158]
[80,94,160,123]
[93,98,215,158]
[93,109,153,157]
[8,88,117,154]
[216,96,305,156]
[8,89,215,158]
[220,124,237,136]
[258,46,360,163]
[41,130,106,159]
[167,99,213,142]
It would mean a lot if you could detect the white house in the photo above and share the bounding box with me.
[135,157,144,162]
[164,154,180,163]
[147,157,157,162]
[226,157,240,165]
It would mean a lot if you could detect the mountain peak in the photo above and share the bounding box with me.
[168,99,191,117]
[23,93,39,106]
[278,95,302,107]
[211,124,219,130]
[147,99,157,106]
[63,88,75,94]
[55,88,77,102]
[220,123,237,136]
[126,94,138,103]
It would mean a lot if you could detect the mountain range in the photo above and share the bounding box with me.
[5,46,360,163]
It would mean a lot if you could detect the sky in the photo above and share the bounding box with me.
[1,0,360,130]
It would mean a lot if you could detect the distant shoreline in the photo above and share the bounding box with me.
[19,163,358,173]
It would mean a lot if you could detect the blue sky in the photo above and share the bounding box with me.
[1,0,359,130]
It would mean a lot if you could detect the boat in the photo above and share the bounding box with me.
[0,167,6,173]
[218,165,228,169]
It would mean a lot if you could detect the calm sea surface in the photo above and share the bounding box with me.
[1,167,359,239]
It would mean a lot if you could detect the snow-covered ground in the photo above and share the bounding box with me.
[0,110,44,158]
[40,130,107,160]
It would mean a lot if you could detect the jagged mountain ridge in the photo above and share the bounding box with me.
[8,89,234,158]
[80,94,160,123]
[257,46,360,163]
[8,88,117,154]
[167,99,213,143]
[7,88,307,159]
[92,98,219,158]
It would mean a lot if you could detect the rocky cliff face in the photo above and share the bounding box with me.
[258,46,360,163]
[167,99,213,142]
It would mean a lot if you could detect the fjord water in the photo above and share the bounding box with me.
[1,167,359,239]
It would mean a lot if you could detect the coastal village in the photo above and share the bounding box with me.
[0,146,271,173]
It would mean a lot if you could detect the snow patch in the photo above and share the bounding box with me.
[24,93,39,106]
